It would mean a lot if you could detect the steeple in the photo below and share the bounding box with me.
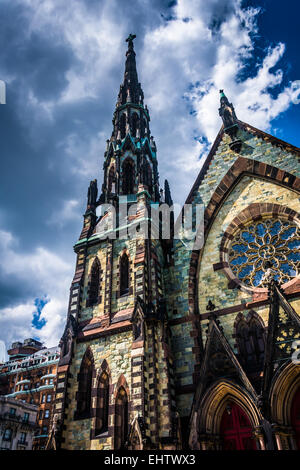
[117,34,143,107]
[95,34,160,207]
[219,89,241,152]
[111,34,149,141]
[219,89,237,129]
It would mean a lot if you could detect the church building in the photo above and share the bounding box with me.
[48,35,300,451]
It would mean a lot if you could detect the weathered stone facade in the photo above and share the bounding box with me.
[49,37,300,451]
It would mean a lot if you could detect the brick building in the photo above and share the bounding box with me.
[48,35,300,451]
[0,396,37,450]
[0,339,60,450]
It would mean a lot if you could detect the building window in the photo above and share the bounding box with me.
[19,432,27,444]
[41,394,45,403]
[114,387,128,450]
[120,253,130,296]
[23,413,29,423]
[235,313,266,373]
[76,348,94,419]
[3,429,12,441]
[46,394,52,403]
[88,257,101,307]
[120,113,126,139]
[9,407,16,416]
[142,158,152,193]
[39,410,43,420]
[108,166,115,193]
[42,426,48,435]
[228,218,300,288]
[44,409,50,419]
[95,371,109,435]
[122,158,135,195]
[131,112,139,138]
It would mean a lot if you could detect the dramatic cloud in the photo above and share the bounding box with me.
[0,229,73,348]
[0,0,299,351]
[141,0,300,200]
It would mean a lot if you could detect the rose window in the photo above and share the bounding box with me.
[228,218,300,288]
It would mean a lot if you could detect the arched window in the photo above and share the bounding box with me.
[131,113,139,138]
[95,371,109,435]
[122,159,135,195]
[142,158,152,193]
[76,348,94,419]
[115,387,128,450]
[108,166,115,194]
[88,257,101,307]
[235,314,265,373]
[120,113,126,139]
[248,316,265,368]
[120,253,130,296]
[236,320,251,363]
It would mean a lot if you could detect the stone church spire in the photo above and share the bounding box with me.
[110,34,150,142]
[117,34,143,107]
[98,35,160,206]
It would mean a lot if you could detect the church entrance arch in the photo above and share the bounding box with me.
[220,401,257,450]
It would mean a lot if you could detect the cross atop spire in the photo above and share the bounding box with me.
[115,34,143,108]
[126,33,136,49]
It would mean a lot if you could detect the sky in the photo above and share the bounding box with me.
[0,0,299,353]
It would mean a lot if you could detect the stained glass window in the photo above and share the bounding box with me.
[228,218,300,288]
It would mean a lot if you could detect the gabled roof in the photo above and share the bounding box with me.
[186,120,300,205]
[193,315,257,407]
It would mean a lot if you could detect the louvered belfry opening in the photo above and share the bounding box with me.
[122,158,135,195]
[88,258,101,306]
[120,253,129,296]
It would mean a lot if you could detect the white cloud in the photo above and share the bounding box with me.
[140,0,300,202]
[15,0,299,201]
[0,229,73,348]
[1,0,299,352]
[47,199,81,227]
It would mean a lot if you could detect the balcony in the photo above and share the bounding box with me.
[0,411,23,423]
[21,420,37,430]
[0,413,36,428]
[40,374,55,381]
[15,379,30,387]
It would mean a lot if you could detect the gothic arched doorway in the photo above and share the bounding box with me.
[220,402,256,450]
[291,387,300,450]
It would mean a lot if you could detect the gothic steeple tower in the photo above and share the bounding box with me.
[99,34,160,206]
[53,36,176,452]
